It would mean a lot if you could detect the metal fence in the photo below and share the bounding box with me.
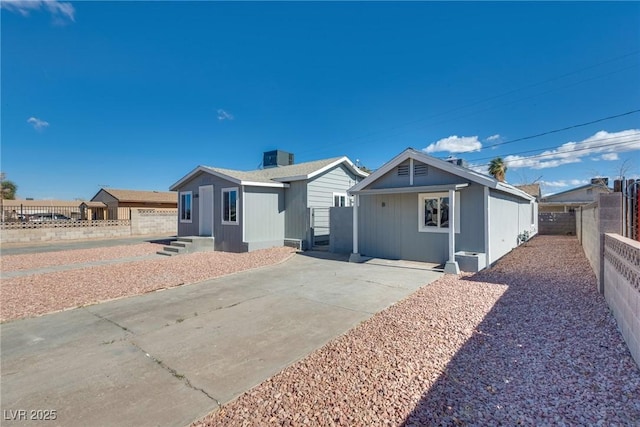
[0,204,131,223]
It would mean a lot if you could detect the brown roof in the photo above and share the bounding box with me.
[79,201,107,208]
[95,189,177,204]
[515,184,541,199]
[1,199,83,208]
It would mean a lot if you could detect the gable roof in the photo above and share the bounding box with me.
[169,156,368,191]
[349,148,535,201]
[92,188,177,204]
[515,184,541,199]
[541,182,611,201]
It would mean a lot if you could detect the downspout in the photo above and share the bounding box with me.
[444,189,460,274]
[484,186,491,267]
[241,185,246,244]
[349,194,361,262]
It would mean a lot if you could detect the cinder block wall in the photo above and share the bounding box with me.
[538,212,576,235]
[604,233,640,368]
[130,209,177,235]
[329,207,353,254]
[0,225,131,243]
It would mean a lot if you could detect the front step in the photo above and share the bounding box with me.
[156,236,214,256]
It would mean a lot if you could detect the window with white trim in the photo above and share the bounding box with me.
[179,191,192,223]
[222,187,238,224]
[333,192,348,207]
[418,192,460,233]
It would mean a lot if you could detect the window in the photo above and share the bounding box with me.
[222,187,238,224]
[418,192,460,233]
[333,192,348,207]
[180,191,192,223]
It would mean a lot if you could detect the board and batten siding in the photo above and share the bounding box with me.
[244,186,285,250]
[357,185,484,264]
[488,189,534,262]
[175,171,244,252]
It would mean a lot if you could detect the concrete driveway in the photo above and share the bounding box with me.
[1,252,441,427]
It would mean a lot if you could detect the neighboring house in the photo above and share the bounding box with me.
[169,151,368,252]
[515,183,541,201]
[90,188,178,219]
[539,178,611,213]
[348,148,537,273]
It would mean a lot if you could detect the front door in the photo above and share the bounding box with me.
[199,185,214,237]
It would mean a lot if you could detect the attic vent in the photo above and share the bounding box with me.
[414,164,428,176]
[397,165,409,176]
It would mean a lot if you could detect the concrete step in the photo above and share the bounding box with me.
[172,241,190,248]
[156,250,175,256]
[164,246,180,253]
[177,237,194,243]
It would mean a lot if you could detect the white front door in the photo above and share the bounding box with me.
[199,185,214,237]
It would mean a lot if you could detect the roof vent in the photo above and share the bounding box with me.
[591,177,608,186]
[263,150,294,168]
[445,156,467,168]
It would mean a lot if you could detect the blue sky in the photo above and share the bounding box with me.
[2,1,639,200]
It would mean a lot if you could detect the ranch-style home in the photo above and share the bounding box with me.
[347,148,538,273]
[169,150,367,252]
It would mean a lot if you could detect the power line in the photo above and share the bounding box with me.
[475,109,640,152]
[470,131,640,163]
[472,138,640,169]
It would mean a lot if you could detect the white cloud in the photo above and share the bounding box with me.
[217,109,234,121]
[504,129,640,170]
[1,0,75,23]
[423,135,482,154]
[600,152,619,161]
[540,179,588,188]
[486,134,501,142]
[27,116,49,130]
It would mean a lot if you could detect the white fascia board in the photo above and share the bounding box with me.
[495,182,536,201]
[350,183,468,196]
[169,166,242,190]
[272,157,369,183]
[349,150,413,193]
[242,181,289,188]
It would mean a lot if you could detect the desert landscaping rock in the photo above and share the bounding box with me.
[193,236,640,426]
[0,246,295,322]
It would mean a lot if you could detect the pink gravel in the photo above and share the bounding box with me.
[0,243,161,272]
[192,235,640,426]
[0,246,295,322]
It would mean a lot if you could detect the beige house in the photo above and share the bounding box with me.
[90,188,178,219]
[539,179,611,213]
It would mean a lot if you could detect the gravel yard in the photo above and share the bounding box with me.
[0,246,295,322]
[1,243,161,272]
[193,235,640,426]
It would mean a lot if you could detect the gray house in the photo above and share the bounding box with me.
[169,151,367,252]
[347,148,537,273]
[539,178,611,213]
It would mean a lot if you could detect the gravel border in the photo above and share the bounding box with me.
[192,235,640,426]
[1,246,295,322]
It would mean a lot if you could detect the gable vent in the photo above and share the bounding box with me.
[414,164,428,176]
[397,165,409,176]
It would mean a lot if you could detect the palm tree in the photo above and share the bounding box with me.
[0,174,17,200]
[488,157,507,182]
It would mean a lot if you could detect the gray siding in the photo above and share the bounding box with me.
[357,185,484,264]
[284,180,309,242]
[244,186,285,247]
[307,165,360,241]
[488,190,532,263]
[174,171,245,252]
[370,160,469,189]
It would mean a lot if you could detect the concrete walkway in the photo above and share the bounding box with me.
[1,252,442,427]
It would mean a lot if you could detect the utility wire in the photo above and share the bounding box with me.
[471,138,640,169]
[469,131,640,163]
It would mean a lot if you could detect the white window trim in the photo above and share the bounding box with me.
[221,187,239,225]
[179,191,193,223]
[418,192,460,233]
[333,192,348,207]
